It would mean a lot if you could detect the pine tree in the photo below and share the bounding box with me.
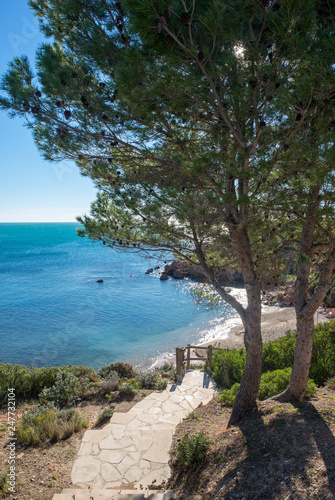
[1,0,335,423]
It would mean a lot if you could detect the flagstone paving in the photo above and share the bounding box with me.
[71,370,216,490]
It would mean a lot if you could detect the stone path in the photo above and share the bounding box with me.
[53,489,175,499]
[70,370,215,492]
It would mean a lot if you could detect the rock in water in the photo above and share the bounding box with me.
[145,268,154,274]
[173,270,185,279]
[160,273,169,280]
[96,279,104,283]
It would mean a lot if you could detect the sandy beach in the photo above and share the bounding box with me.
[199,305,298,351]
[147,305,330,370]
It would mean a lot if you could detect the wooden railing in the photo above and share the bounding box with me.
[175,344,215,382]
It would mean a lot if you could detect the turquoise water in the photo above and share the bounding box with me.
[0,223,237,370]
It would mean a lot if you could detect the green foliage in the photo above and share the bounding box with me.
[96,408,114,425]
[262,331,296,372]
[258,368,316,401]
[39,370,81,406]
[119,381,139,396]
[310,321,335,386]
[16,404,88,447]
[210,348,246,388]
[0,364,97,406]
[218,383,241,407]
[154,363,177,382]
[2,0,335,416]
[190,288,222,310]
[136,370,167,390]
[213,321,335,393]
[174,432,211,466]
[98,362,137,380]
[219,370,316,407]
[0,469,10,497]
[186,411,204,421]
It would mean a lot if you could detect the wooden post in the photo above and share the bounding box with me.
[186,344,191,370]
[176,347,184,382]
[208,345,213,371]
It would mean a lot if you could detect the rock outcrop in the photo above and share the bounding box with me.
[160,273,170,281]
[163,260,244,286]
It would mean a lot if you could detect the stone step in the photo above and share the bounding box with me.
[53,489,175,500]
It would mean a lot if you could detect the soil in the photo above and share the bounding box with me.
[167,387,335,500]
[0,390,154,500]
[1,386,335,500]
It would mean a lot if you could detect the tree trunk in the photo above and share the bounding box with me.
[228,284,262,426]
[272,312,314,402]
[269,199,335,403]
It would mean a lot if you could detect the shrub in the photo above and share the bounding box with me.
[39,370,81,406]
[309,321,335,386]
[119,381,139,396]
[155,378,167,390]
[96,408,114,425]
[258,368,316,400]
[174,432,211,466]
[0,469,10,497]
[262,322,335,386]
[155,363,177,381]
[16,404,88,446]
[262,331,296,372]
[99,372,120,394]
[0,364,98,406]
[98,362,137,380]
[211,320,335,393]
[218,383,240,407]
[219,369,316,407]
[136,370,159,389]
[210,348,246,388]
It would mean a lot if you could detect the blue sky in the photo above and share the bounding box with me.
[0,1,97,222]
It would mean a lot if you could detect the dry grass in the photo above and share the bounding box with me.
[168,387,335,499]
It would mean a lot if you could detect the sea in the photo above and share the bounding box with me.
[0,223,244,371]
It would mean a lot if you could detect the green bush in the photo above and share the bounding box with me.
[210,348,246,388]
[309,321,335,385]
[211,320,335,392]
[39,370,81,406]
[262,322,335,386]
[119,381,139,396]
[258,368,316,400]
[0,363,97,406]
[174,432,211,466]
[0,469,10,497]
[155,363,177,381]
[136,370,167,390]
[262,331,296,372]
[155,378,167,390]
[136,370,159,389]
[219,369,316,407]
[96,408,114,425]
[98,362,137,380]
[16,404,88,446]
[218,382,240,406]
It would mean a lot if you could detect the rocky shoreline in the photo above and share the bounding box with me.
[148,260,245,285]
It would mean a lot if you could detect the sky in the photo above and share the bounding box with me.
[0,1,97,222]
